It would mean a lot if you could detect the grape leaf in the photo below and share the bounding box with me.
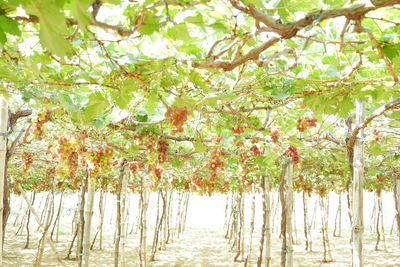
[71,0,95,29]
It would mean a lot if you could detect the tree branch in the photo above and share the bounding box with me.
[190,37,280,71]
[348,97,400,149]
[9,109,32,130]
[230,0,400,38]
[361,23,399,83]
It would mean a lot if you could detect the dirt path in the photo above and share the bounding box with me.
[150,228,242,267]
[3,228,400,266]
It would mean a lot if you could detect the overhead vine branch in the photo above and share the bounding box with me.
[188,37,281,71]
[360,23,400,83]
[230,0,400,38]
[348,97,400,149]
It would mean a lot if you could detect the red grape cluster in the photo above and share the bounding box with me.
[270,126,279,143]
[315,184,328,197]
[294,174,313,196]
[128,161,144,176]
[376,174,385,183]
[296,116,317,132]
[157,139,169,163]
[56,137,75,162]
[238,150,250,186]
[134,132,156,151]
[55,136,85,178]
[68,151,79,177]
[234,138,244,147]
[165,106,190,135]
[45,167,56,181]
[21,151,34,172]
[32,111,51,140]
[190,175,204,192]
[155,167,163,181]
[373,129,379,142]
[206,136,225,183]
[231,125,245,134]
[285,146,300,164]
[211,134,223,145]
[250,145,261,157]
[86,145,115,178]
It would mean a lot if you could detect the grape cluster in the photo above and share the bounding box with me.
[231,125,244,134]
[68,152,79,177]
[211,134,223,145]
[250,145,261,157]
[45,167,56,181]
[155,167,163,181]
[296,116,317,132]
[21,151,34,172]
[294,174,313,196]
[376,174,385,183]
[56,137,75,161]
[37,179,52,191]
[315,184,328,197]
[165,106,190,135]
[86,145,115,178]
[373,129,379,142]
[134,131,156,151]
[128,161,142,176]
[206,135,225,183]
[55,136,84,178]
[285,146,300,164]
[190,175,204,193]
[238,150,251,187]
[270,126,279,143]
[157,139,169,163]
[32,111,51,140]
[234,138,244,147]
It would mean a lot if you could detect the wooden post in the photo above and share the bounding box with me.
[139,175,148,267]
[245,184,256,266]
[120,166,127,267]
[352,99,365,267]
[17,185,66,266]
[0,96,8,265]
[279,160,293,267]
[265,178,272,267]
[286,161,294,267]
[82,183,95,267]
[394,170,400,246]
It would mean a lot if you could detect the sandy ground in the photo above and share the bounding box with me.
[3,228,400,266]
[3,192,400,266]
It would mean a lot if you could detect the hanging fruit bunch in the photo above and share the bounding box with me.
[369,129,380,146]
[21,151,34,172]
[85,145,115,178]
[250,138,262,157]
[157,138,169,163]
[32,110,51,140]
[165,105,190,135]
[269,125,280,152]
[294,174,313,196]
[231,125,245,134]
[238,149,251,187]
[190,174,204,194]
[296,116,317,132]
[315,184,328,197]
[55,135,81,178]
[127,161,145,192]
[154,166,164,183]
[205,135,225,184]
[285,145,300,164]
[128,161,143,176]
